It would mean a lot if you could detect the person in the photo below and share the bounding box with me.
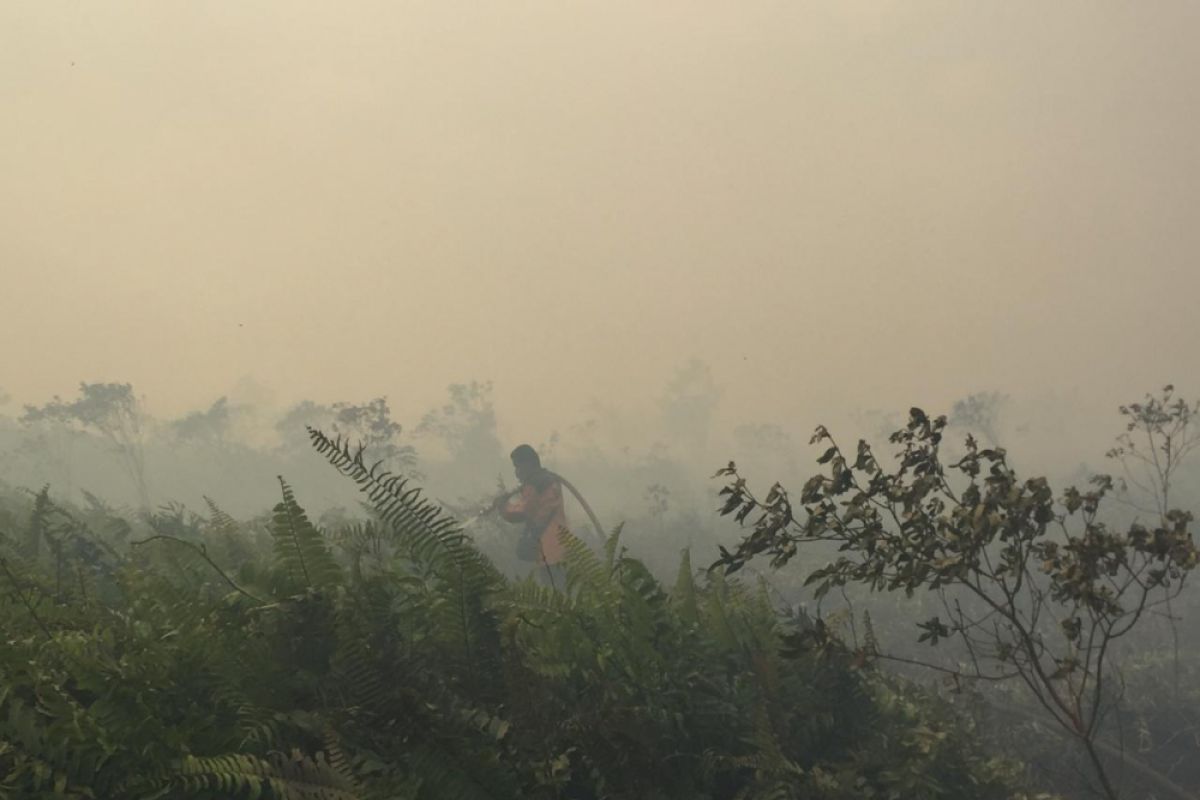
[493,444,567,577]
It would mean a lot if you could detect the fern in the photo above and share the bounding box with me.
[143,750,360,799]
[559,528,610,600]
[306,430,494,580]
[272,477,344,593]
[307,429,502,692]
[603,523,624,571]
[862,609,878,657]
[0,444,1038,800]
[25,485,52,560]
[673,548,701,627]
[326,601,396,718]
[205,495,241,536]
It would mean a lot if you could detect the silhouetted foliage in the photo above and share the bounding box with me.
[714,397,1199,800]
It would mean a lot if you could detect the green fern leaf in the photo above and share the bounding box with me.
[271,477,344,593]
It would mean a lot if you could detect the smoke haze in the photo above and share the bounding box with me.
[3,2,1198,447]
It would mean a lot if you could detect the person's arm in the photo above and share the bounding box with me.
[498,487,531,522]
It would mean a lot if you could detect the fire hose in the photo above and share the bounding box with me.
[547,470,608,545]
[461,471,607,545]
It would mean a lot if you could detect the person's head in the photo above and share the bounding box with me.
[510,444,541,484]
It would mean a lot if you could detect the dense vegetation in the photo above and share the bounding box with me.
[1,383,1197,799]
[0,425,1047,799]
[713,388,1200,800]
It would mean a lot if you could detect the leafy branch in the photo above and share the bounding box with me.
[713,406,1198,800]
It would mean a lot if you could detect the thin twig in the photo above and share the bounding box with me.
[131,534,266,604]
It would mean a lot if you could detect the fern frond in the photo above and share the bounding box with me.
[147,750,360,799]
[328,612,391,715]
[673,549,701,626]
[26,485,53,561]
[322,727,359,790]
[334,521,389,583]
[205,495,241,536]
[308,430,503,694]
[704,571,742,652]
[306,430,492,579]
[603,523,625,571]
[559,529,608,598]
[503,576,574,616]
[272,478,344,593]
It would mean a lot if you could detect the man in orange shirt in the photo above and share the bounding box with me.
[493,444,568,573]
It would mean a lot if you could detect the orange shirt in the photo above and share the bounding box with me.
[500,475,567,565]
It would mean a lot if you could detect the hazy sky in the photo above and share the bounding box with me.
[3,2,1198,444]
